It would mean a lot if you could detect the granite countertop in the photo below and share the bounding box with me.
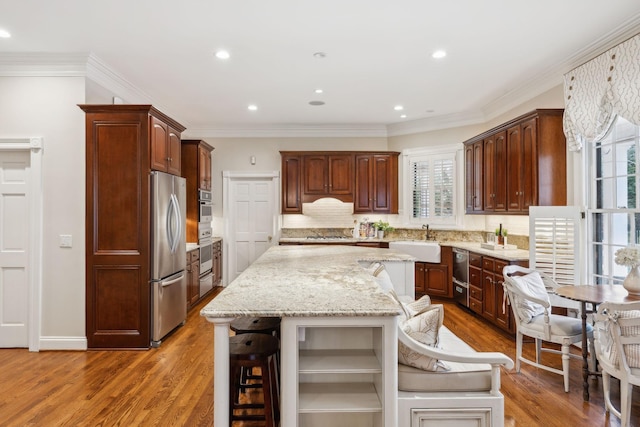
[279,237,529,262]
[443,241,529,261]
[201,245,414,319]
[279,236,390,243]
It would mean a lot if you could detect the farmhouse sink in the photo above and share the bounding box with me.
[389,240,441,263]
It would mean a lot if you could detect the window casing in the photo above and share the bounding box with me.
[403,146,461,227]
[588,116,640,284]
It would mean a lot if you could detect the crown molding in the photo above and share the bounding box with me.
[182,123,389,139]
[0,52,89,76]
[387,13,640,137]
[386,110,487,137]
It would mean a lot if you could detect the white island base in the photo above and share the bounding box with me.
[280,316,398,427]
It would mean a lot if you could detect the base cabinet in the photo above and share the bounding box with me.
[186,249,200,309]
[280,316,397,426]
[469,251,528,334]
[414,246,452,298]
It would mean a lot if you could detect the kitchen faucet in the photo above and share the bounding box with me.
[422,224,430,240]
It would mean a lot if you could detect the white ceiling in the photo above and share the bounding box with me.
[2,0,640,137]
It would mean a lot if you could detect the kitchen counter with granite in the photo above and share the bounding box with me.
[442,241,530,262]
[201,244,413,318]
[202,244,411,426]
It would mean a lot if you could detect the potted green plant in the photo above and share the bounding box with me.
[374,220,394,239]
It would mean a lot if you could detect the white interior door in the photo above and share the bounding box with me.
[224,172,279,283]
[0,150,30,347]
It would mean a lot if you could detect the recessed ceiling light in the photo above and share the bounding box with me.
[0,29,11,38]
[400,114,407,119]
[314,89,323,94]
[432,50,447,59]
[215,50,230,60]
[394,105,404,111]
[313,52,327,59]
[248,104,258,111]
[309,101,325,106]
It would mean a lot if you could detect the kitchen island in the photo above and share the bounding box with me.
[201,245,415,427]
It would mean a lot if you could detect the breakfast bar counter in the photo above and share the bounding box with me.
[201,245,414,427]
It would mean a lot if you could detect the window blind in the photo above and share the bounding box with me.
[529,206,583,286]
[412,157,454,219]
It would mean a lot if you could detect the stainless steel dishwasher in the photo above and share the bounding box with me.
[452,248,469,307]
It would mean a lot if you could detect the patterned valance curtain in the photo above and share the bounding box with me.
[563,33,640,151]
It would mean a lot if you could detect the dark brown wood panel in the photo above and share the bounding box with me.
[328,154,352,194]
[483,135,496,211]
[150,116,168,172]
[81,104,185,349]
[167,126,182,176]
[181,140,214,243]
[354,155,373,211]
[472,140,483,211]
[494,131,507,212]
[506,123,522,211]
[303,154,327,195]
[465,109,566,214]
[281,154,302,213]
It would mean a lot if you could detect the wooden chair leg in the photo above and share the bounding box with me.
[561,344,570,393]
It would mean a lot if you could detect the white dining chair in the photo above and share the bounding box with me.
[594,301,640,427]
[502,265,593,392]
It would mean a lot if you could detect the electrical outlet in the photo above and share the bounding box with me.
[59,234,72,248]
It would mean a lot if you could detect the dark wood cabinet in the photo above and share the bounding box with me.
[187,249,200,309]
[80,104,186,349]
[151,116,182,176]
[465,109,566,215]
[468,250,528,334]
[465,141,484,212]
[354,153,399,213]
[414,246,452,298]
[198,144,212,191]
[303,153,353,200]
[483,131,507,212]
[280,151,399,214]
[281,154,303,213]
[181,140,214,243]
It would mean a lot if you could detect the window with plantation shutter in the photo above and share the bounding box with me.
[405,147,459,226]
[529,206,582,286]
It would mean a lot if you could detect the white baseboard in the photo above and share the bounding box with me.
[39,336,88,351]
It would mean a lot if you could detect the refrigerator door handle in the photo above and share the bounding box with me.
[173,193,183,253]
[161,272,185,287]
[167,193,180,254]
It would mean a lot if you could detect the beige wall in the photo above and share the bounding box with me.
[0,76,86,344]
[0,73,569,346]
[202,136,388,218]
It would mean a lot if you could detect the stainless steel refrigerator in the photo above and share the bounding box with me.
[150,171,187,347]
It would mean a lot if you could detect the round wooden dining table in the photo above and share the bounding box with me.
[554,285,640,401]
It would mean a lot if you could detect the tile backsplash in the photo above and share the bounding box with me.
[280,197,530,249]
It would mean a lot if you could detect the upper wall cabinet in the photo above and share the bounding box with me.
[463,109,566,215]
[151,116,182,176]
[303,153,353,201]
[181,139,214,243]
[354,153,399,213]
[280,151,399,214]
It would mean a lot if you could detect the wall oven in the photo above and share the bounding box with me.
[199,223,213,274]
[199,189,213,223]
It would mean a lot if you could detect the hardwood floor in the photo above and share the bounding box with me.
[0,293,637,426]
